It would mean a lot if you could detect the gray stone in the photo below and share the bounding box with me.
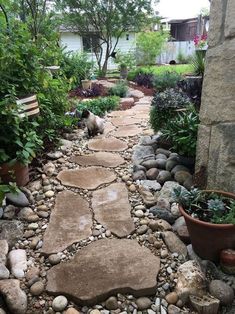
[105,296,119,310]
[155,181,180,203]
[137,225,148,235]
[30,281,45,296]
[146,168,159,180]
[139,188,157,208]
[155,159,167,169]
[172,217,186,231]
[8,249,27,279]
[171,165,190,176]
[3,205,16,219]
[0,240,8,265]
[149,207,176,224]
[174,171,192,185]
[46,239,160,305]
[136,297,152,310]
[141,160,158,170]
[0,264,10,279]
[133,170,146,181]
[132,145,154,164]
[162,231,187,258]
[0,221,24,248]
[47,151,63,160]
[155,153,167,160]
[43,162,56,176]
[52,295,68,311]
[92,183,135,238]
[42,191,92,255]
[6,191,29,207]
[155,148,171,157]
[166,160,179,172]
[48,254,61,265]
[0,279,27,314]
[138,180,161,191]
[18,207,34,221]
[209,280,234,305]
[157,171,172,184]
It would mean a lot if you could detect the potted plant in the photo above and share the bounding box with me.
[0,98,43,186]
[80,57,94,90]
[114,51,136,79]
[173,186,235,262]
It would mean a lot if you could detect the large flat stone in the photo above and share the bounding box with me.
[109,117,142,127]
[58,167,116,190]
[108,110,135,118]
[113,125,142,138]
[42,191,92,255]
[46,239,160,305]
[88,137,128,152]
[0,221,24,248]
[70,152,125,168]
[92,183,135,237]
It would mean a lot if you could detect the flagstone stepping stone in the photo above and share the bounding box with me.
[57,167,116,190]
[110,117,142,127]
[92,183,135,237]
[103,122,116,135]
[46,238,161,305]
[70,152,125,168]
[88,137,128,152]
[108,110,135,118]
[42,191,92,255]
[113,125,142,138]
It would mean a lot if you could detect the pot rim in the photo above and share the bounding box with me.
[179,189,235,229]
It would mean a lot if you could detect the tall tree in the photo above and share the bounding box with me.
[57,0,157,75]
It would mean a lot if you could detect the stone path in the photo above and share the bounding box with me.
[44,87,159,306]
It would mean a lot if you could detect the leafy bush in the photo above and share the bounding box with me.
[114,51,136,70]
[161,106,199,157]
[177,51,192,64]
[134,73,154,88]
[76,96,119,117]
[150,88,191,131]
[136,31,169,65]
[152,71,182,92]
[108,81,128,97]
[191,51,205,76]
[61,52,94,88]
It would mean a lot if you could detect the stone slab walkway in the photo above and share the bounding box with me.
[70,152,125,168]
[46,239,160,305]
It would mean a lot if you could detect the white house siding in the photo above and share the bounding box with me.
[60,32,136,70]
[157,41,196,64]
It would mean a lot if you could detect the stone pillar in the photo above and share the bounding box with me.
[195,0,235,192]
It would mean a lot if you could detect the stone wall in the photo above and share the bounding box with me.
[196,0,235,193]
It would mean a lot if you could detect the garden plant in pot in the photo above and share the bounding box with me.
[0,97,43,186]
[114,51,136,79]
[173,186,235,262]
[80,58,94,90]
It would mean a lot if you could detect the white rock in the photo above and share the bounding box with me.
[52,295,68,311]
[43,162,56,176]
[135,210,144,218]
[8,249,27,278]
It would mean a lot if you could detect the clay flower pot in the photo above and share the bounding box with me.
[179,190,235,262]
[0,162,29,186]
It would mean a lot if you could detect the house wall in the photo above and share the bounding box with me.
[157,40,195,64]
[60,32,136,70]
[171,21,197,41]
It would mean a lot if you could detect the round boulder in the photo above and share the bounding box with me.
[155,159,167,169]
[146,168,159,180]
[174,171,192,185]
[209,280,234,305]
[157,170,172,184]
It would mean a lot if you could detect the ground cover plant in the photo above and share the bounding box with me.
[152,71,182,92]
[76,96,119,117]
[108,80,128,97]
[69,84,105,98]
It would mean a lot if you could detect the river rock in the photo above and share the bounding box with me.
[0,240,8,265]
[174,171,192,185]
[189,294,220,314]
[138,180,161,191]
[133,170,146,181]
[165,292,178,304]
[105,296,119,310]
[209,280,234,305]
[141,160,158,170]
[0,264,10,279]
[155,148,171,157]
[0,221,24,248]
[220,249,235,274]
[139,188,157,207]
[3,205,16,219]
[171,165,190,176]
[146,168,159,180]
[157,170,172,184]
[136,297,152,310]
[155,181,180,203]
[175,260,207,303]
[30,281,44,296]
[162,231,187,257]
[155,159,167,169]
[6,191,29,207]
[0,279,27,314]
[52,295,68,311]
[43,162,56,176]
[132,145,154,164]
[166,160,179,172]
[8,249,27,278]
[18,207,34,221]
[154,219,172,231]
[149,207,176,224]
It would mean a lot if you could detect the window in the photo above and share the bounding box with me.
[82,35,100,53]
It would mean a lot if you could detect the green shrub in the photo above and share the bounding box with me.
[191,51,205,76]
[108,81,128,97]
[177,51,192,64]
[161,106,199,157]
[76,96,119,117]
[150,88,191,132]
[152,71,182,92]
[61,52,94,88]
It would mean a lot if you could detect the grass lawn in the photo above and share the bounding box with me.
[138,64,193,76]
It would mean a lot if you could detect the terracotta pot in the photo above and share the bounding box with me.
[179,190,235,262]
[0,162,29,186]
[17,94,39,118]
[81,80,92,89]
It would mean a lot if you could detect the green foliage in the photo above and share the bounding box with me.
[177,50,192,64]
[152,71,182,92]
[108,81,128,97]
[150,88,191,131]
[0,182,20,205]
[173,186,235,225]
[0,97,43,165]
[57,0,155,75]
[161,106,199,157]
[76,96,119,117]
[114,51,136,70]
[61,52,94,88]
[136,31,169,65]
[192,51,205,76]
